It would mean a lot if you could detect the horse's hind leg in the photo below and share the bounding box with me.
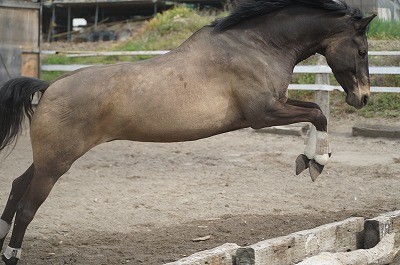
[0,165,34,251]
[1,125,101,264]
[1,164,69,265]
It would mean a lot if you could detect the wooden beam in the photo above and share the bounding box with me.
[0,1,40,9]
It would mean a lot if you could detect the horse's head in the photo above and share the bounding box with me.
[324,14,376,109]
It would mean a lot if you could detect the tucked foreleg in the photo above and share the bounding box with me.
[297,125,331,181]
[242,97,330,181]
[285,99,331,181]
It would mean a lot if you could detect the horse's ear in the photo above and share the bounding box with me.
[354,14,377,32]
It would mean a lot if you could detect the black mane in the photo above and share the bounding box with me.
[212,0,363,30]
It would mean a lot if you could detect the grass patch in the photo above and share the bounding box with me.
[116,5,222,51]
[41,71,66,82]
[359,92,400,118]
[368,19,400,39]
[330,91,400,118]
[288,90,314,102]
[41,54,139,65]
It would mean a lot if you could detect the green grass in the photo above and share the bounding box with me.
[41,54,140,65]
[359,93,400,118]
[368,19,400,39]
[116,5,222,51]
[41,71,66,82]
[148,6,215,37]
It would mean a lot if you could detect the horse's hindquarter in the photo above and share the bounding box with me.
[34,51,245,145]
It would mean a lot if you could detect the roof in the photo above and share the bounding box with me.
[43,0,154,7]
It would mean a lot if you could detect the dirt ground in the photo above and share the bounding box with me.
[0,115,399,264]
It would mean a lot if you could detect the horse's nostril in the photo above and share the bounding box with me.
[363,95,369,106]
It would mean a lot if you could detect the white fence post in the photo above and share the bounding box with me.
[314,55,330,124]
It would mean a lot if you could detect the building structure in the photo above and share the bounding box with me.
[0,1,41,84]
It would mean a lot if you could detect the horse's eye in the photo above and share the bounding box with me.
[358,50,367,58]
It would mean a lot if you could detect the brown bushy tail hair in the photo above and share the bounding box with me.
[0,77,49,151]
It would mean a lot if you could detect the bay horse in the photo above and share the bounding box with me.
[0,0,375,263]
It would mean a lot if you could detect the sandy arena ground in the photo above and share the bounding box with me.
[0,116,400,264]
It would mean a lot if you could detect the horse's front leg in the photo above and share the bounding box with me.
[285,98,331,180]
[249,99,329,181]
[297,124,331,181]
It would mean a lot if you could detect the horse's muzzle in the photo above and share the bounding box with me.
[362,94,370,106]
[346,89,370,109]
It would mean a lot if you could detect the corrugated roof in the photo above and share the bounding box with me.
[46,0,152,3]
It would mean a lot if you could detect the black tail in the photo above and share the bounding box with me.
[0,77,50,151]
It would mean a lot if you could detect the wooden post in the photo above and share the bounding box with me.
[47,5,56,42]
[21,51,39,78]
[67,6,71,42]
[152,0,158,16]
[315,55,330,125]
[94,4,99,29]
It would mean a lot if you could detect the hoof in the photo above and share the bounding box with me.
[295,154,310,175]
[309,160,324,182]
[1,255,18,265]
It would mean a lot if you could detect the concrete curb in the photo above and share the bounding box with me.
[352,124,400,139]
[364,210,400,249]
[235,217,364,265]
[164,243,240,265]
[166,211,400,265]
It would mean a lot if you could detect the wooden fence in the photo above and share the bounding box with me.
[41,50,400,122]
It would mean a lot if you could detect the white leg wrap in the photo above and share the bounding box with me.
[0,219,11,239]
[3,246,22,259]
[314,131,330,166]
[304,125,317,159]
[304,125,331,166]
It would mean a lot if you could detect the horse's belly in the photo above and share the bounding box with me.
[117,100,244,142]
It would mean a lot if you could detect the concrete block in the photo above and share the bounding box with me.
[298,233,399,265]
[352,124,400,139]
[235,217,364,265]
[165,243,240,265]
[364,210,400,249]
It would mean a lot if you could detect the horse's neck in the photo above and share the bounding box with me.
[257,9,349,64]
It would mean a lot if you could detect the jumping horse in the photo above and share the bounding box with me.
[0,0,375,263]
